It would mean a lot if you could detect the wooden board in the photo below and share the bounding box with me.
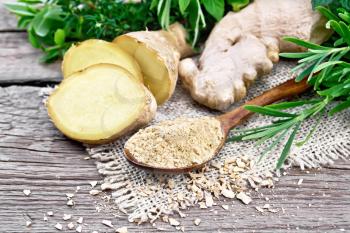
[0,0,61,84]
[0,7,349,232]
[0,32,61,84]
[0,0,18,31]
[0,85,349,233]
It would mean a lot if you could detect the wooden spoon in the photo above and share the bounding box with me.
[124,78,310,173]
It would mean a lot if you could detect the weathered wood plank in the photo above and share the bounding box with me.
[0,32,61,84]
[0,0,19,31]
[0,85,349,233]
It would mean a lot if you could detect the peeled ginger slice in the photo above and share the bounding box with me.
[62,39,143,82]
[47,64,156,144]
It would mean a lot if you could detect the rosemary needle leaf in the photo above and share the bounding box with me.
[258,129,289,163]
[242,120,296,141]
[282,36,329,50]
[315,6,339,21]
[229,5,350,169]
[295,109,324,147]
[276,122,301,169]
[329,99,350,115]
[266,100,320,110]
[279,52,314,59]
[244,105,297,117]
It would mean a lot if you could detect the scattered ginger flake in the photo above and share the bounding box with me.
[116,226,128,233]
[89,190,100,196]
[102,220,114,228]
[89,181,98,188]
[77,217,83,224]
[63,214,72,221]
[54,223,63,231]
[236,192,252,205]
[67,222,74,230]
[297,179,304,186]
[76,225,82,233]
[221,204,229,210]
[169,218,180,226]
[221,189,235,199]
[23,189,31,196]
[67,199,74,206]
[205,192,214,207]
[194,218,201,226]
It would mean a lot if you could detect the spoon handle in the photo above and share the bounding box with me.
[218,78,310,132]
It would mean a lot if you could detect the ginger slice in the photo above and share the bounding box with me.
[62,39,143,82]
[47,64,156,144]
[114,23,193,105]
[179,0,332,111]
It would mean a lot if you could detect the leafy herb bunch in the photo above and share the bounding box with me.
[6,0,251,62]
[5,0,159,62]
[229,4,350,169]
[151,0,250,45]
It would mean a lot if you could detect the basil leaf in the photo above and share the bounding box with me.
[179,0,191,15]
[32,6,64,37]
[54,29,65,45]
[311,0,334,9]
[5,2,35,17]
[201,0,224,21]
[28,29,40,48]
[227,0,250,12]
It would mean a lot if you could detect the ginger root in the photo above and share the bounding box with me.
[179,0,332,111]
[114,23,193,105]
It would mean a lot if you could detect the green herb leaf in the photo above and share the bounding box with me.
[258,129,289,163]
[283,36,329,50]
[179,0,191,15]
[266,100,320,110]
[244,105,297,117]
[329,98,350,115]
[276,122,300,169]
[28,29,40,48]
[227,0,250,12]
[54,29,65,45]
[315,5,339,20]
[201,0,224,21]
[5,2,35,17]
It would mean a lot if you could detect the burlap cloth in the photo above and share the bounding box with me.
[85,61,350,223]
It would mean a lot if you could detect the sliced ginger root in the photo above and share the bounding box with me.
[179,0,332,111]
[114,23,193,105]
[47,64,156,144]
[62,39,143,82]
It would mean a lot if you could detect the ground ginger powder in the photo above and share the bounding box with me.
[124,116,224,169]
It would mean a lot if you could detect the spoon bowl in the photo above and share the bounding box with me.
[123,79,309,173]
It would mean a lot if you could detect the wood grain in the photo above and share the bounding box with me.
[0,32,61,84]
[0,9,349,233]
[0,0,18,31]
[0,1,62,84]
[0,86,349,233]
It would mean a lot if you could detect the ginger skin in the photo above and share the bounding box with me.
[114,23,193,105]
[179,0,332,111]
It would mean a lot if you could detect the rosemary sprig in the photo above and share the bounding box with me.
[228,6,350,169]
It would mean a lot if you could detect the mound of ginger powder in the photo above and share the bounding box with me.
[124,116,225,169]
